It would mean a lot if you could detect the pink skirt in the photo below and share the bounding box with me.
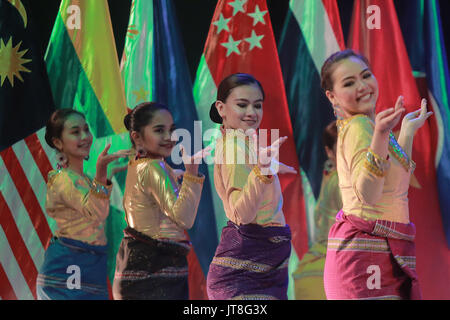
[324,211,421,300]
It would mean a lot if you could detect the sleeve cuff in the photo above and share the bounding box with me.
[91,178,112,199]
[183,172,205,184]
[252,166,274,184]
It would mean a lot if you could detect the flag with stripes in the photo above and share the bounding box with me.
[192,0,308,299]
[0,0,57,299]
[398,0,450,249]
[44,0,129,288]
[278,0,345,245]
[348,0,450,299]
[120,0,218,299]
[397,0,450,298]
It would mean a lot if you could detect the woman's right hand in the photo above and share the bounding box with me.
[95,144,129,184]
[374,95,406,134]
[181,145,212,176]
[252,133,288,175]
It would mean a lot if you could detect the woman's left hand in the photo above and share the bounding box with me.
[182,145,212,176]
[401,98,433,136]
[271,159,298,175]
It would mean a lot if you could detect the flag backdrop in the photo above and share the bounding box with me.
[120,0,218,299]
[278,0,345,244]
[192,1,309,300]
[44,0,129,290]
[0,0,56,299]
[2,0,450,300]
[348,0,450,299]
[279,0,345,200]
[397,0,450,250]
[422,0,450,250]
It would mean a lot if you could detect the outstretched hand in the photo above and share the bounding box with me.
[401,98,433,136]
[96,144,129,184]
[374,95,405,134]
[181,144,212,176]
[252,133,288,175]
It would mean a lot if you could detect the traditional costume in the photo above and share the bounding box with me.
[324,115,421,300]
[36,168,112,300]
[207,130,291,300]
[112,157,204,300]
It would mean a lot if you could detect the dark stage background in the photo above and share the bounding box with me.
[28,0,450,84]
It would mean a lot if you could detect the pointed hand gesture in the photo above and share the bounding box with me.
[252,133,289,175]
[374,95,406,134]
[180,145,212,176]
[401,98,433,136]
[96,144,129,184]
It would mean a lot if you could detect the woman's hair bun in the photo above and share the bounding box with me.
[124,113,132,131]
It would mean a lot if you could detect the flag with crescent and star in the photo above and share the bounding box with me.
[0,0,56,299]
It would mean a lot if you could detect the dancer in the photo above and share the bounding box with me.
[37,109,126,300]
[113,102,210,300]
[293,120,342,300]
[321,49,432,300]
[206,73,296,300]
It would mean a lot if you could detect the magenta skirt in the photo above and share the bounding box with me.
[324,211,421,300]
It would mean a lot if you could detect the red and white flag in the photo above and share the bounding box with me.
[0,129,56,299]
[349,0,450,299]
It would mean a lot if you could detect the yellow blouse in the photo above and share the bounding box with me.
[123,157,204,242]
[314,168,342,243]
[214,129,286,226]
[336,115,415,223]
[45,168,112,246]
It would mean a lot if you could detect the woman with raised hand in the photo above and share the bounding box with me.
[321,49,432,300]
[37,109,127,300]
[206,73,297,300]
[113,102,210,300]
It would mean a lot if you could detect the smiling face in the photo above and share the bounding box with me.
[132,109,176,159]
[53,113,93,162]
[325,56,379,119]
[216,84,264,131]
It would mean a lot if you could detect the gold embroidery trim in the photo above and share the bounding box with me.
[252,166,273,184]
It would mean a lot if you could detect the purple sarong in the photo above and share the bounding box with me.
[207,221,291,300]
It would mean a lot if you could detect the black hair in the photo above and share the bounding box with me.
[124,101,171,147]
[323,120,338,150]
[320,49,371,92]
[210,73,265,124]
[45,108,86,150]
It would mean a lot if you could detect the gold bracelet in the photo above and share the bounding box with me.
[91,178,111,198]
[183,172,205,184]
[252,166,274,184]
[364,148,390,177]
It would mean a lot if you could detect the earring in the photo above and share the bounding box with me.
[56,151,68,170]
[84,155,90,161]
[333,105,344,120]
[136,145,147,158]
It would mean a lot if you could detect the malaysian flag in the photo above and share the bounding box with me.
[0,0,56,299]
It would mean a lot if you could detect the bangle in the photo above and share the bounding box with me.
[183,172,204,184]
[90,178,111,198]
[364,148,390,177]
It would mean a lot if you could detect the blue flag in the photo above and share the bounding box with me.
[398,0,450,247]
[120,0,218,287]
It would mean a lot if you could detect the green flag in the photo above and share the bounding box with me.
[45,0,130,285]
